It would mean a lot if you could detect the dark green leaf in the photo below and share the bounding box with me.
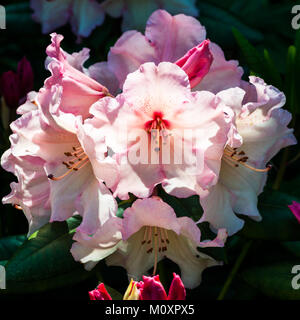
[232,28,265,74]
[198,3,263,48]
[241,261,300,299]
[239,190,300,241]
[2,216,93,294]
[0,235,26,261]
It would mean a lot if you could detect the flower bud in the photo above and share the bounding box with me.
[89,283,112,300]
[140,275,168,300]
[167,273,186,300]
[17,57,34,99]
[288,201,300,223]
[176,39,213,88]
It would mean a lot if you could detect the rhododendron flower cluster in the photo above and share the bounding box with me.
[1,10,296,290]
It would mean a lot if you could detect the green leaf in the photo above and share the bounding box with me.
[2,216,93,294]
[239,190,300,241]
[293,30,300,115]
[0,235,26,261]
[281,242,300,258]
[232,27,265,74]
[241,262,300,300]
[285,45,297,115]
[263,49,282,89]
[198,3,263,48]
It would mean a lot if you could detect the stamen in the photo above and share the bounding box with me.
[48,155,89,181]
[13,204,22,210]
[147,226,152,244]
[223,146,271,173]
[153,226,158,276]
[164,229,170,244]
[141,227,148,245]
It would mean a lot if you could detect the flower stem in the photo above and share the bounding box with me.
[217,240,253,300]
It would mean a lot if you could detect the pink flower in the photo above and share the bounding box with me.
[83,61,234,200]
[72,197,227,289]
[288,201,300,223]
[30,0,105,40]
[90,273,186,300]
[0,57,34,109]
[45,33,110,120]
[1,34,119,236]
[199,77,297,235]
[107,10,243,92]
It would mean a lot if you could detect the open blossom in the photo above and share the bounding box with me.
[81,61,234,200]
[89,273,186,300]
[199,77,297,235]
[288,201,300,223]
[30,0,105,40]
[72,197,227,289]
[1,33,119,236]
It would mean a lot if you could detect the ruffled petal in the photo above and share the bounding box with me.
[196,43,243,94]
[145,10,206,62]
[1,149,50,236]
[71,217,122,270]
[164,230,221,289]
[122,198,181,240]
[46,33,109,119]
[108,30,156,88]
[199,182,245,236]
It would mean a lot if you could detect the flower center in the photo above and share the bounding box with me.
[47,145,90,181]
[141,226,170,276]
[144,112,170,132]
[223,145,271,172]
[144,112,171,153]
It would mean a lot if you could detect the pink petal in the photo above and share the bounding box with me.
[196,42,243,94]
[108,30,156,88]
[46,33,109,119]
[176,39,213,88]
[167,273,186,300]
[89,283,112,300]
[140,275,168,300]
[122,198,181,240]
[145,10,206,62]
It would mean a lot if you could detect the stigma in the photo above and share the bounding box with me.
[223,145,271,172]
[48,145,90,181]
[141,226,170,275]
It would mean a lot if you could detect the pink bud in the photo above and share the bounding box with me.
[0,71,20,109]
[17,57,34,99]
[89,283,112,300]
[288,201,300,224]
[167,273,186,300]
[140,275,168,300]
[176,39,213,88]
